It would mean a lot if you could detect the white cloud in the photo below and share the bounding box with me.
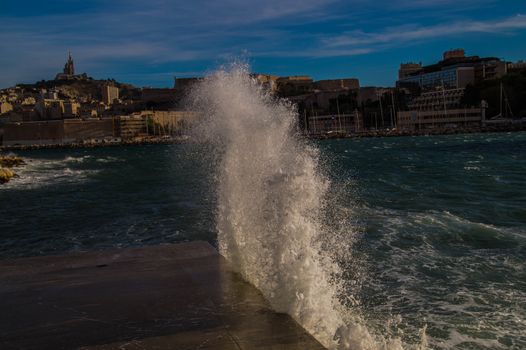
[324,15,526,48]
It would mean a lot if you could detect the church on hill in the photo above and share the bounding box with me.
[55,52,88,81]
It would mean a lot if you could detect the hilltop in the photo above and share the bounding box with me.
[11,78,141,102]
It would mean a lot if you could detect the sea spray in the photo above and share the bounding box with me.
[188,64,406,350]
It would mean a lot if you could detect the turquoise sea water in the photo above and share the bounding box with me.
[1,132,525,349]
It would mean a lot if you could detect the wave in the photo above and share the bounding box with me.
[1,157,98,189]
[187,64,421,349]
[354,206,526,349]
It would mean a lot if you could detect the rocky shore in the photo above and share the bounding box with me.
[0,156,25,184]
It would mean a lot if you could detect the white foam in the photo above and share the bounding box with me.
[2,157,97,189]
[188,64,412,349]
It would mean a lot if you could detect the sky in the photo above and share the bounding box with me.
[1,0,525,88]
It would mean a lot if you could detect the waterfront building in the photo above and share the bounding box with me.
[306,111,363,136]
[2,119,116,146]
[407,88,466,111]
[397,49,507,92]
[398,66,474,91]
[397,85,485,130]
[292,89,360,112]
[397,108,484,131]
[116,116,147,139]
[102,85,119,105]
[137,110,199,135]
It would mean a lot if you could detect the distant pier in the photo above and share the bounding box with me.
[0,242,324,350]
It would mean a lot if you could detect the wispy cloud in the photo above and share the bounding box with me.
[325,15,526,48]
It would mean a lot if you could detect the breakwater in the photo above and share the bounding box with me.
[0,136,190,152]
[311,123,526,139]
[0,242,325,349]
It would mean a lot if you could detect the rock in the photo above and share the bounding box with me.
[0,167,15,184]
[0,156,25,168]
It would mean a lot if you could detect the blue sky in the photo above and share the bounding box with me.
[1,0,525,88]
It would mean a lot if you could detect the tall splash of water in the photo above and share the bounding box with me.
[188,64,409,350]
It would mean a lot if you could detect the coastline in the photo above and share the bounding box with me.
[2,124,525,152]
[0,136,191,152]
[310,123,526,139]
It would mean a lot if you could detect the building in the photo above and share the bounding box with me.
[174,77,203,91]
[2,119,116,146]
[141,88,178,105]
[398,63,423,79]
[79,102,107,118]
[21,97,36,105]
[63,118,115,143]
[3,120,64,145]
[397,108,484,131]
[359,87,394,104]
[23,105,38,121]
[397,85,486,130]
[314,78,360,91]
[397,49,506,92]
[64,52,75,75]
[41,89,58,100]
[55,52,88,81]
[102,85,119,105]
[306,111,363,136]
[292,89,360,113]
[507,60,526,71]
[0,102,13,115]
[251,74,279,92]
[63,101,81,118]
[35,99,65,120]
[398,65,475,91]
[407,88,466,111]
[116,116,147,139]
[134,110,199,135]
[443,48,465,60]
[276,76,314,96]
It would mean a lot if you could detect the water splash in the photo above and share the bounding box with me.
[187,64,409,349]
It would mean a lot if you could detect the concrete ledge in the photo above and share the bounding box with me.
[0,241,324,350]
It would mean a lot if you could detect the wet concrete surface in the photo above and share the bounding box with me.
[0,241,325,350]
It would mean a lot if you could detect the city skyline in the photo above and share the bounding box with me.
[1,0,526,89]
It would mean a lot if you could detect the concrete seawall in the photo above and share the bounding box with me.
[0,242,325,350]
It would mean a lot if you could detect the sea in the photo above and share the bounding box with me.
[1,69,525,350]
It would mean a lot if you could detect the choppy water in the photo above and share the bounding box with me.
[1,133,525,348]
